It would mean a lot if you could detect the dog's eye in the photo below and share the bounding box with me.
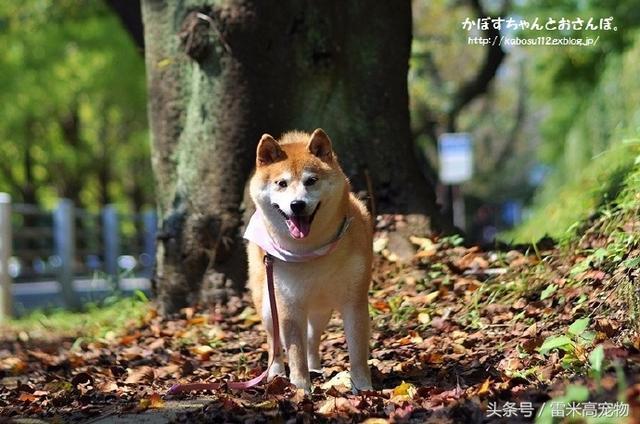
[276,180,287,188]
[304,177,318,187]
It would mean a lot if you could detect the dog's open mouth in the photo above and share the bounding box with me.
[273,203,321,239]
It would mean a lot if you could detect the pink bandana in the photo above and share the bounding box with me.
[243,212,351,262]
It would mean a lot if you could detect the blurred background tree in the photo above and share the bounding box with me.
[411,0,540,239]
[411,0,640,243]
[0,0,152,212]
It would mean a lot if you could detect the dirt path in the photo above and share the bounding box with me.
[1,217,639,423]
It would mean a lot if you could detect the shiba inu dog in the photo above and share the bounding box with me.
[244,129,373,392]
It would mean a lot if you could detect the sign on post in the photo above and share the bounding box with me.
[438,133,473,230]
[0,193,12,320]
[438,133,473,184]
[142,210,157,278]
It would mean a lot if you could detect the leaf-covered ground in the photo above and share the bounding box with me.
[1,214,640,423]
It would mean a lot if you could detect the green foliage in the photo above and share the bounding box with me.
[540,283,558,300]
[539,318,596,370]
[0,1,152,211]
[439,234,465,248]
[518,0,640,161]
[568,317,590,336]
[589,344,605,379]
[509,142,639,242]
[410,0,484,123]
[501,2,640,243]
[507,30,640,242]
[411,0,538,206]
[539,334,574,356]
[4,292,149,341]
[519,0,639,91]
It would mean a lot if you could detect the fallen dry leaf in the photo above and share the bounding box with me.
[0,215,636,423]
[125,366,155,384]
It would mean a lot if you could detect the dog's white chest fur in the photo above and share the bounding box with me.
[270,250,367,311]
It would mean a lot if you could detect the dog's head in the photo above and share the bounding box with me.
[249,129,347,240]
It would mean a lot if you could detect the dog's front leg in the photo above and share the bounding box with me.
[307,309,332,372]
[342,300,373,392]
[262,290,285,381]
[282,310,311,392]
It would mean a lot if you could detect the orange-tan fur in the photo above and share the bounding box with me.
[247,129,373,392]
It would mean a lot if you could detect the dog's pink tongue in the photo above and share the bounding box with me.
[286,216,311,239]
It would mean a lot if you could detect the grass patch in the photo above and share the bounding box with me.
[505,139,639,243]
[0,291,150,341]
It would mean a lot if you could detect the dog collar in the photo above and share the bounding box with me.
[243,211,352,263]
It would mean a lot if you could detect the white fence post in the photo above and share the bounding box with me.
[54,198,79,310]
[142,210,157,277]
[0,193,12,320]
[102,204,120,280]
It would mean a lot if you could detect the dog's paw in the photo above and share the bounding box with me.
[351,384,374,394]
[308,355,322,373]
[309,366,323,375]
[267,362,286,381]
[290,377,312,394]
[350,373,373,393]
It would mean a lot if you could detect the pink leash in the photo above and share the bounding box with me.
[167,254,280,395]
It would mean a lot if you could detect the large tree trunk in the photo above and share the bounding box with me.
[141,0,443,313]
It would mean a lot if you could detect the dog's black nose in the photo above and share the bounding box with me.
[290,200,306,215]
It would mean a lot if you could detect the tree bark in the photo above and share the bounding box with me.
[445,0,506,132]
[141,0,443,313]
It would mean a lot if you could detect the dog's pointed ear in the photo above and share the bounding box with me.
[307,128,333,162]
[256,134,283,166]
